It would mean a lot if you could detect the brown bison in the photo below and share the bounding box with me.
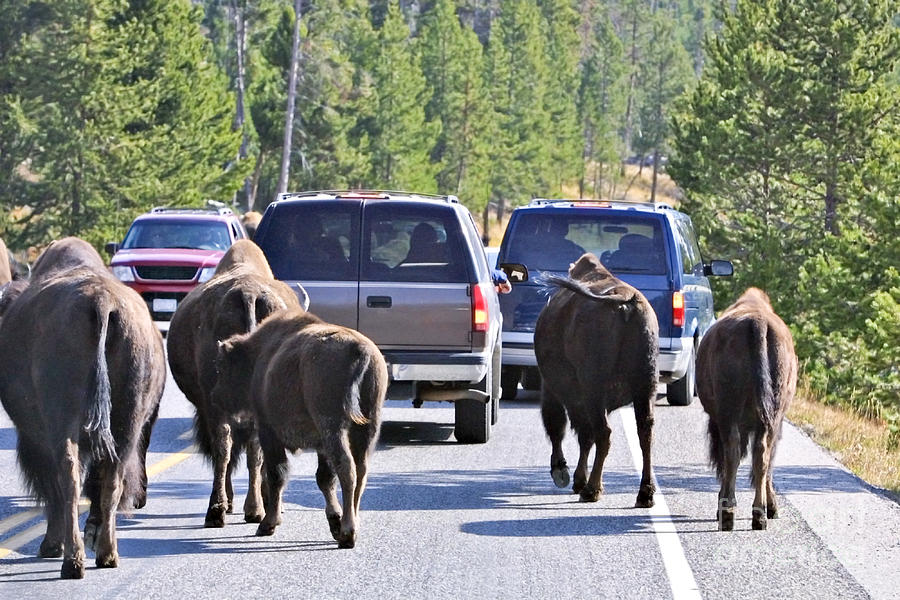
[535,253,658,508]
[211,308,388,548]
[0,237,165,578]
[241,211,262,240]
[167,239,308,527]
[696,287,798,531]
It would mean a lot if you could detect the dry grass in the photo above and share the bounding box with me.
[788,383,900,499]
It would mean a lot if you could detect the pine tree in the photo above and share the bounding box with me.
[419,0,491,208]
[487,0,552,212]
[633,12,692,200]
[538,0,582,194]
[368,0,438,190]
[577,1,626,198]
[669,0,900,422]
[0,1,247,249]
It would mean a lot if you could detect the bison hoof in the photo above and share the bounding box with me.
[551,466,570,489]
[718,509,735,531]
[61,557,85,579]
[96,552,119,569]
[634,488,655,509]
[327,514,342,541]
[244,512,264,524]
[752,507,767,530]
[204,506,227,528]
[337,531,356,549]
[133,488,148,510]
[767,506,779,519]
[256,522,277,536]
[38,538,63,558]
[572,477,586,495]
[579,486,601,502]
[226,502,234,515]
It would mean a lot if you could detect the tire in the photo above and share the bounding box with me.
[490,345,501,425]
[455,398,490,444]
[522,367,541,391]
[667,342,696,406]
[500,366,520,400]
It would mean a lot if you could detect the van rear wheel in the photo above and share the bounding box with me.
[501,366,520,400]
[455,398,490,443]
[667,343,696,406]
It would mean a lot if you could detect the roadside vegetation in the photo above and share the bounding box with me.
[1,1,897,487]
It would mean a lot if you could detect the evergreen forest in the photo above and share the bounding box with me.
[0,0,897,437]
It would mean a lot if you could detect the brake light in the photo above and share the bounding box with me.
[472,283,489,332]
[672,291,685,327]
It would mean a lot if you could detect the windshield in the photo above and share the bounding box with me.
[505,212,668,275]
[122,220,231,251]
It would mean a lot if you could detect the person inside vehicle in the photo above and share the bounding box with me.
[403,222,446,264]
[295,214,345,262]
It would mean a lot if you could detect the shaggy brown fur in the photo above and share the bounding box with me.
[212,308,387,548]
[535,253,659,508]
[241,211,262,240]
[0,237,165,578]
[167,240,306,527]
[696,287,798,531]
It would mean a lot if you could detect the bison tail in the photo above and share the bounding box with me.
[749,318,775,429]
[83,306,118,462]
[543,274,629,303]
[345,350,372,426]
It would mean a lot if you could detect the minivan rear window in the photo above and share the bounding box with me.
[362,203,468,283]
[505,212,668,274]
[257,201,359,281]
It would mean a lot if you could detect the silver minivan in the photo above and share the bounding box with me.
[253,191,503,443]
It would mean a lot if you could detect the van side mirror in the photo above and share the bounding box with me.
[499,263,528,283]
[104,242,120,256]
[704,260,734,277]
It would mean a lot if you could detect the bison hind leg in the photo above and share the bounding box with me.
[551,460,570,489]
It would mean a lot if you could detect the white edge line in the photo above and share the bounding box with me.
[620,408,703,600]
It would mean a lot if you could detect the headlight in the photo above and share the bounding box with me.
[111,265,134,282]
[198,267,217,282]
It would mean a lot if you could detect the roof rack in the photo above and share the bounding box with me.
[150,206,234,216]
[527,198,676,211]
[276,190,459,204]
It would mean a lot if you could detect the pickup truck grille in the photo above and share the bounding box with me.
[135,266,198,281]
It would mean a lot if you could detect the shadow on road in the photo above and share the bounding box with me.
[652,463,873,496]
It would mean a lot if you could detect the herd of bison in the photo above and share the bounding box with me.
[0,236,797,579]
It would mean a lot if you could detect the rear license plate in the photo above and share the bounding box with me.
[153,298,178,313]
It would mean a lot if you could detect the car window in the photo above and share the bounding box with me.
[675,219,703,276]
[257,201,359,281]
[505,212,668,274]
[362,203,468,283]
[122,220,232,250]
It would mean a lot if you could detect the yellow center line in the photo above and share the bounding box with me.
[0,443,196,560]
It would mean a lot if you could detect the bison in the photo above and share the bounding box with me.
[167,239,308,527]
[534,253,658,508]
[241,211,262,240]
[211,308,387,548]
[0,237,165,578]
[696,287,798,531]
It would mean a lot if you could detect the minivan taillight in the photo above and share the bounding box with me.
[472,283,489,332]
[672,291,685,327]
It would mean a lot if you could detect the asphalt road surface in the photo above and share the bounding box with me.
[1,369,898,599]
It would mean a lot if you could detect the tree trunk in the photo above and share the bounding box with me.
[277,0,303,196]
[232,1,251,210]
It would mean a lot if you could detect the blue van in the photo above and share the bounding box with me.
[496,199,733,405]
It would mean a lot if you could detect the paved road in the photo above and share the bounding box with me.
[1,370,898,599]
